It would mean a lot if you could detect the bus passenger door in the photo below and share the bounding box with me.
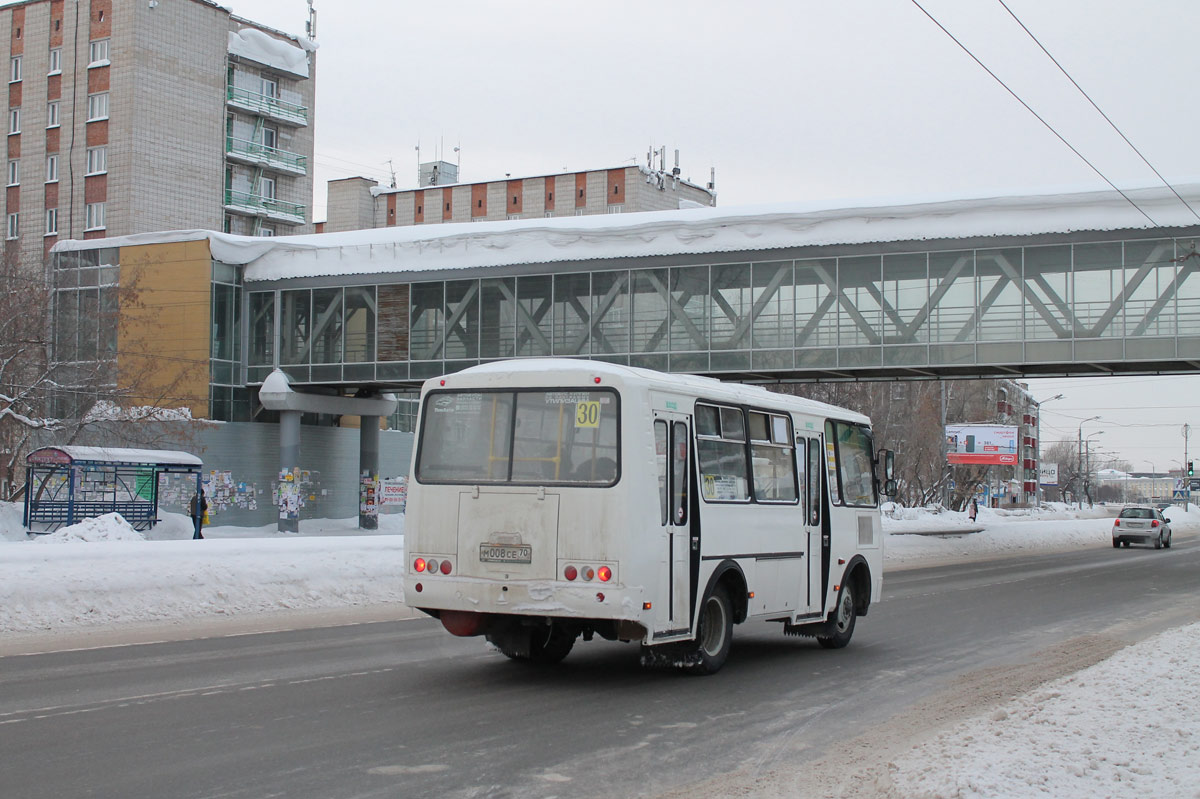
[797,434,825,618]
[653,413,692,639]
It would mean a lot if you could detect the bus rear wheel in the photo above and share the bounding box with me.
[688,585,733,674]
[817,583,857,650]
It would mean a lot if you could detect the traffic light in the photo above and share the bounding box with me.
[1190,461,1195,477]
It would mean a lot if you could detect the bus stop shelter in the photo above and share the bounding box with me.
[23,446,203,533]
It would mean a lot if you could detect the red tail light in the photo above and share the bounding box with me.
[1113,520,1120,527]
[440,559,453,575]
[564,565,578,581]
[414,558,427,573]
[1152,519,1160,527]
[598,566,612,582]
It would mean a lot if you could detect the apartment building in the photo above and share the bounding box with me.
[0,0,315,273]
[325,153,716,233]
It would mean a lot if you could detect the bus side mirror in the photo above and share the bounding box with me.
[877,449,895,480]
[884,478,897,496]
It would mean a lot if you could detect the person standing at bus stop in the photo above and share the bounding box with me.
[968,497,978,523]
[189,488,208,540]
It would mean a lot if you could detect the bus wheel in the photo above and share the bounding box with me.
[689,585,733,674]
[529,625,575,664]
[817,583,857,650]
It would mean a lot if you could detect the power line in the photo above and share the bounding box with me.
[908,0,1161,228]
[995,0,1200,224]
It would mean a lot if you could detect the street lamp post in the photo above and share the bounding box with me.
[1035,394,1064,505]
[1077,416,1101,508]
[1084,431,1104,507]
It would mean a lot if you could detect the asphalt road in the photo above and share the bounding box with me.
[3,535,1198,799]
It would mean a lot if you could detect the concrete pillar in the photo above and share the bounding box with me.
[359,416,380,529]
[278,409,301,533]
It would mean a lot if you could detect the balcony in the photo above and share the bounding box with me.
[226,85,308,127]
[226,136,307,176]
[224,189,306,225]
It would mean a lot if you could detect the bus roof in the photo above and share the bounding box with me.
[429,359,872,426]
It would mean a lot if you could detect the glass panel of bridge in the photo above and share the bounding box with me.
[249,291,274,366]
[481,278,515,359]
[795,258,837,367]
[280,288,311,364]
[591,270,629,355]
[671,265,709,354]
[1123,240,1175,341]
[752,261,794,350]
[975,249,1024,342]
[1023,245,1073,340]
[632,268,670,353]
[837,256,881,347]
[1072,243,1123,338]
[1174,239,1200,337]
[516,275,552,356]
[310,288,344,364]
[409,282,445,361]
[344,286,375,363]
[927,251,974,344]
[443,280,479,360]
[553,273,590,356]
[710,264,751,350]
[881,253,928,344]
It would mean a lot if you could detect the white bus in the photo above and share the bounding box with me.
[404,359,894,674]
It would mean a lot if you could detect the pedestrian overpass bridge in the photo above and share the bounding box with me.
[58,181,1200,408]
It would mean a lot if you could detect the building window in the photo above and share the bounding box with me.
[6,213,17,240]
[544,211,553,218]
[46,154,58,183]
[257,225,275,237]
[46,101,59,128]
[85,202,105,231]
[88,38,110,67]
[7,159,18,186]
[45,208,57,236]
[261,125,278,150]
[9,108,19,135]
[9,56,21,83]
[608,205,624,214]
[86,146,107,175]
[260,176,276,200]
[508,214,521,220]
[87,93,109,122]
[48,48,61,75]
[261,77,278,98]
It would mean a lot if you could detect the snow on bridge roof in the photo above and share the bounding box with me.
[51,181,1200,283]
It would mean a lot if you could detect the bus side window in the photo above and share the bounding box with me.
[655,420,668,526]
[808,437,822,526]
[796,437,807,521]
[671,421,688,525]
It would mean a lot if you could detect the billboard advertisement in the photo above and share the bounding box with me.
[945,425,1019,465]
[1040,463,1058,486]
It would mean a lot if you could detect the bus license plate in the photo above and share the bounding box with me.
[480,544,532,564]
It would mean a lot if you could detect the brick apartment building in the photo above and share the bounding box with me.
[0,0,315,273]
[324,152,716,233]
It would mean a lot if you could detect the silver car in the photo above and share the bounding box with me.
[1112,506,1173,549]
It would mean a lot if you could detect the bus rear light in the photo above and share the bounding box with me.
[440,559,453,575]
[643,602,652,610]
[414,583,423,592]
[747,591,755,599]
[414,558,427,573]
[564,565,578,581]
[594,376,601,384]
[596,593,605,602]
[582,566,594,582]
[598,566,612,582]
[427,559,439,575]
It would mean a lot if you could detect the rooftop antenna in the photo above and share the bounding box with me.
[454,144,461,175]
[305,0,317,41]
[385,159,397,189]
[414,142,421,183]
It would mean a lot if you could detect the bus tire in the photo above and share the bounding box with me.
[529,625,576,664]
[817,583,857,650]
[688,585,733,674]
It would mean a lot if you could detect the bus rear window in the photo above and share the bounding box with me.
[416,389,619,485]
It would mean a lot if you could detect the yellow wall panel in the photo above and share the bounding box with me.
[117,241,211,418]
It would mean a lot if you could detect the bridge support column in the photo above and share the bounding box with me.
[278,409,301,533]
[359,417,380,530]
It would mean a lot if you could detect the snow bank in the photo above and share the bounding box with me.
[890,621,1200,797]
[32,512,145,543]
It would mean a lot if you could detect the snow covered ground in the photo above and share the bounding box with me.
[2,501,1197,797]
